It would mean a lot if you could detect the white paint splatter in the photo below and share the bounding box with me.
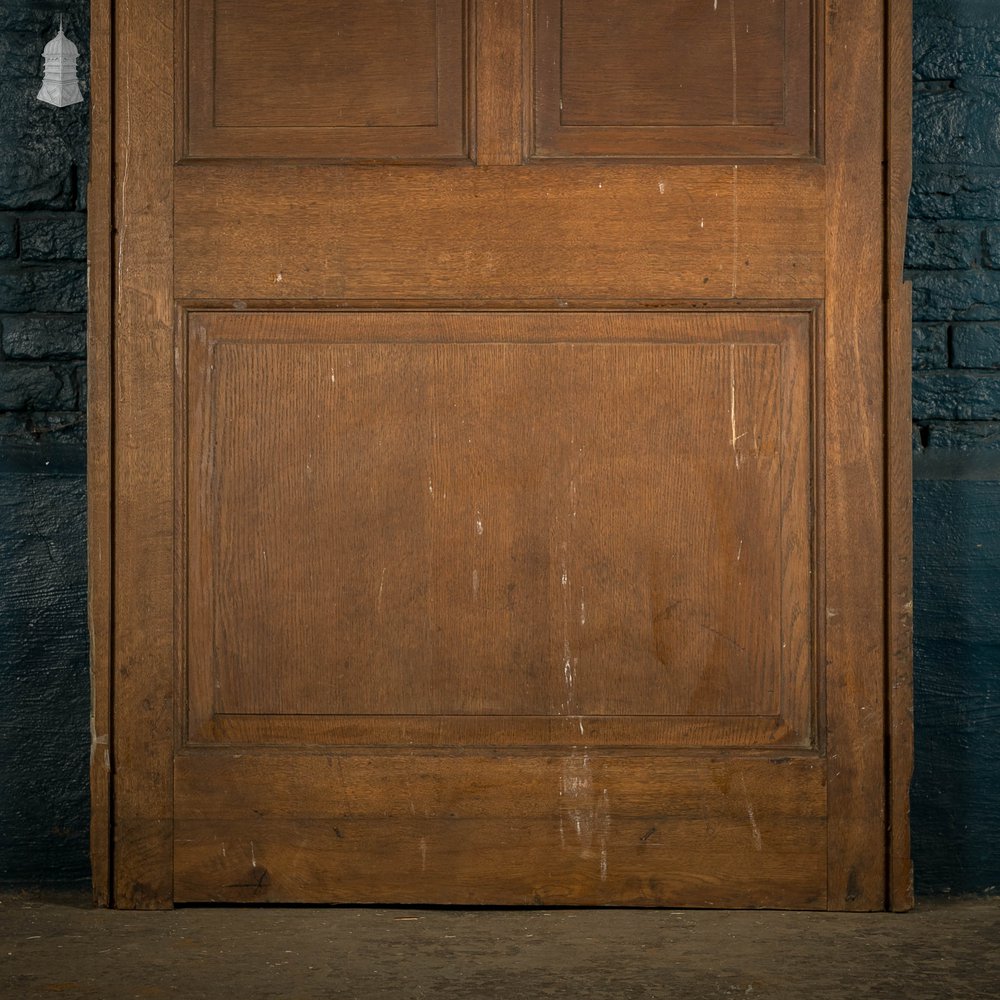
[731,165,740,297]
[377,566,386,611]
[738,774,763,851]
[730,0,739,125]
[250,841,257,868]
[730,344,741,469]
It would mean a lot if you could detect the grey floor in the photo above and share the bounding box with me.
[1,892,998,999]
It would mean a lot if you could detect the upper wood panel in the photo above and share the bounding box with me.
[181,0,469,160]
[533,0,816,159]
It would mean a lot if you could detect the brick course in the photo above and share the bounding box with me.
[0,2,88,450]
[909,0,1000,452]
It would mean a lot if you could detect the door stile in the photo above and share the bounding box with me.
[823,0,888,910]
[109,0,176,908]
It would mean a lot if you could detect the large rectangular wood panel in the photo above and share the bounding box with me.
[184,310,814,749]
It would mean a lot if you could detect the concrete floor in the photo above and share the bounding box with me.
[1,892,998,1000]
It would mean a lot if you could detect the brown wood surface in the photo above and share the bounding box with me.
[87,0,113,910]
[183,0,469,160]
[183,310,813,748]
[174,164,825,302]
[110,0,176,908]
[823,0,887,910]
[476,0,524,164]
[533,0,815,159]
[93,0,912,909]
[887,0,915,914]
[173,753,827,907]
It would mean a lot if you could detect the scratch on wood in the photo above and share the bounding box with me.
[729,0,739,125]
[731,166,740,297]
[729,344,742,469]
[738,773,763,851]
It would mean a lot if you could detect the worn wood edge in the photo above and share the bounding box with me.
[823,0,888,910]
[110,0,175,909]
[172,816,829,908]
[87,0,114,910]
[885,0,915,913]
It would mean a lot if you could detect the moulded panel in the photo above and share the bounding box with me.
[182,0,469,160]
[184,310,815,749]
[533,0,816,159]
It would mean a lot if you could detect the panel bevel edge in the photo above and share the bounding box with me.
[88,0,114,910]
[885,0,914,914]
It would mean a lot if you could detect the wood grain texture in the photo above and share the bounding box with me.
[183,0,469,161]
[174,164,825,302]
[173,752,828,907]
[99,0,907,909]
[886,0,914,914]
[532,0,815,159]
[475,0,525,164]
[823,0,887,910]
[87,0,113,910]
[183,310,814,749]
[111,0,175,909]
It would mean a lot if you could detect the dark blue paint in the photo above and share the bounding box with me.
[913,480,1000,894]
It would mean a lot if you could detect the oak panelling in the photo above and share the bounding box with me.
[533,0,815,159]
[173,164,825,302]
[175,751,826,819]
[823,0,886,909]
[475,0,524,164]
[184,310,814,748]
[111,0,176,909]
[173,753,828,906]
[183,0,469,160]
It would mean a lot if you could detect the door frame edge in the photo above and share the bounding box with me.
[885,0,915,914]
[88,0,114,909]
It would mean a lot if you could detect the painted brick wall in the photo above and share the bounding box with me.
[0,1,998,894]
[909,0,1000,895]
[0,0,90,885]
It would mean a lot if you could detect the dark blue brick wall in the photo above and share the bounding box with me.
[0,0,90,887]
[910,0,1000,895]
[0,1,998,895]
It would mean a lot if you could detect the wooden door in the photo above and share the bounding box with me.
[89,0,914,909]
